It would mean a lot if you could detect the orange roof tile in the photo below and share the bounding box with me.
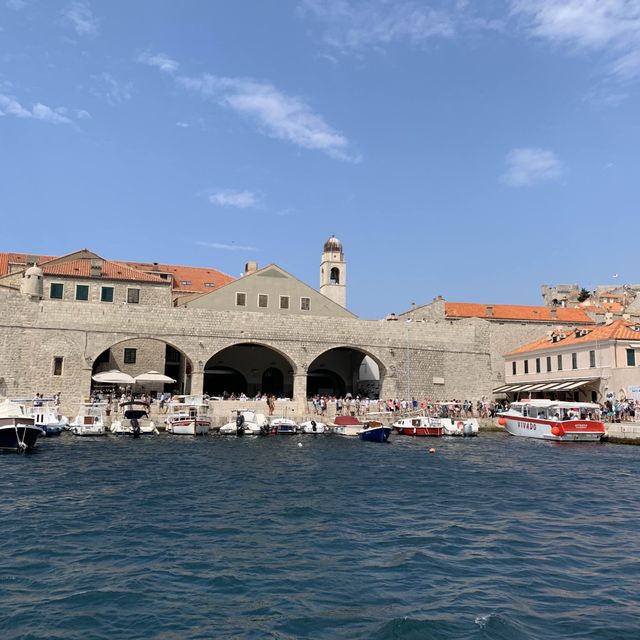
[122,261,235,293]
[444,302,593,323]
[506,320,640,356]
[0,252,57,277]
[41,259,167,283]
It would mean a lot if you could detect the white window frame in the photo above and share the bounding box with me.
[50,282,64,299]
[279,295,290,310]
[126,287,140,304]
[100,286,115,303]
[300,297,310,311]
[235,292,247,307]
[258,293,269,308]
[75,284,89,301]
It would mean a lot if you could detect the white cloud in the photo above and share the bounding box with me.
[0,93,75,124]
[6,0,27,10]
[176,121,189,128]
[209,190,258,208]
[196,241,257,252]
[179,73,356,160]
[500,147,564,187]
[300,0,502,52]
[137,51,179,74]
[512,0,640,81]
[63,1,98,37]
[95,72,133,104]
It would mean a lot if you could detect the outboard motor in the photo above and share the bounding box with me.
[260,423,270,437]
[235,413,245,437]
[311,420,317,432]
[463,422,474,438]
[131,418,141,439]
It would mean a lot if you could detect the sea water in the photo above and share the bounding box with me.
[1,433,639,639]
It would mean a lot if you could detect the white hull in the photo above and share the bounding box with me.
[440,418,479,437]
[504,418,602,441]
[166,420,210,435]
[70,424,106,436]
[333,425,361,437]
[300,421,327,434]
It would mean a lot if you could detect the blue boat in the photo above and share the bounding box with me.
[358,421,391,443]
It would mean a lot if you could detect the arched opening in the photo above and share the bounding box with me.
[203,343,294,399]
[91,338,191,396]
[330,267,340,285]
[307,348,383,399]
[204,366,247,398]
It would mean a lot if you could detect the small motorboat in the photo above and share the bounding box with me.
[392,416,443,437]
[300,419,328,434]
[440,418,479,437]
[332,415,363,436]
[165,396,210,435]
[0,400,42,452]
[110,402,159,437]
[270,417,299,434]
[358,420,391,443]
[69,403,107,437]
[220,410,269,436]
[23,400,68,437]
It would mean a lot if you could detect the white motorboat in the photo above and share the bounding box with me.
[440,418,479,437]
[165,396,210,435]
[69,403,107,436]
[220,410,269,436]
[392,416,443,437]
[300,419,328,434]
[10,398,68,436]
[498,399,605,442]
[332,416,363,436]
[270,417,299,434]
[0,400,42,451]
[110,401,159,437]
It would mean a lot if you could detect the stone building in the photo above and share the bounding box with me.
[0,237,604,417]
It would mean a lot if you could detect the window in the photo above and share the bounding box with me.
[127,288,140,304]
[627,349,636,367]
[180,280,192,286]
[300,297,310,311]
[279,295,290,310]
[589,350,596,368]
[123,348,137,364]
[258,294,269,308]
[101,286,114,303]
[204,282,215,288]
[75,284,89,301]
[571,352,578,370]
[524,360,529,374]
[50,283,64,299]
[546,356,552,372]
[557,354,563,371]
[512,361,516,375]
[53,356,63,376]
[235,292,246,307]
[535,358,541,373]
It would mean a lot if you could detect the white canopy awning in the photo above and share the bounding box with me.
[92,370,135,385]
[134,371,176,384]
[493,379,596,394]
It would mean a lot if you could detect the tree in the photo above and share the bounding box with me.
[577,288,591,302]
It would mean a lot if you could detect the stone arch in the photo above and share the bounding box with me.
[90,337,193,395]
[203,342,297,398]
[306,345,387,399]
[330,267,340,285]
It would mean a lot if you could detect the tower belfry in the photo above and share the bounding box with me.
[320,235,346,308]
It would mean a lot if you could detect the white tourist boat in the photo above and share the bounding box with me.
[69,403,107,436]
[220,410,269,435]
[0,400,42,451]
[300,419,328,434]
[498,399,605,442]
[11,398,68,436]
[165,396,211,435]
[110,401,159,437]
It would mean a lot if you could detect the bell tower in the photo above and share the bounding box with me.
[320,235,346,308]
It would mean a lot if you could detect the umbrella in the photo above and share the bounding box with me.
[92,369,135,385]
[134,371,176,384]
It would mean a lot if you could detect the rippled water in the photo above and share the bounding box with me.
[1,433,639,639]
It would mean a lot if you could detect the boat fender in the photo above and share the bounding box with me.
[498,417,506,426]
[456,421,464,430]
[551,425,563,437]
[236,414,245,428]
[429,447,436,454]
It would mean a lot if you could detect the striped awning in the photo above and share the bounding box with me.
[493,379,596,394]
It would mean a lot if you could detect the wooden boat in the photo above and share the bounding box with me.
[165,396,210,435]
[392,416,443,437]
[498,400,605,442]
[358,420,391,443]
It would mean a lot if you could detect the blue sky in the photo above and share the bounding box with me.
[1,1,639,319]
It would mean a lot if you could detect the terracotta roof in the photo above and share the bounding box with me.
[444,302,593,323]
[40,259,167,283]
[122,261,235,293]
[582,302,624,314]
[0,252,57,277]
[0,252,234,292]
[506,320,640,356]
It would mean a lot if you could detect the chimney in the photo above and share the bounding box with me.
[486,305,494,317]
[90,259,103,278]
[152,262,159,271]
[411,302,417,310]
[550,308,557,320]
[244,261,258,275]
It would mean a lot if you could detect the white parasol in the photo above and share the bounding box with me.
[133,371,176,384]
[92,369,135,385]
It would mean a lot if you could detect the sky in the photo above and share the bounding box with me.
[1,0,639,319]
